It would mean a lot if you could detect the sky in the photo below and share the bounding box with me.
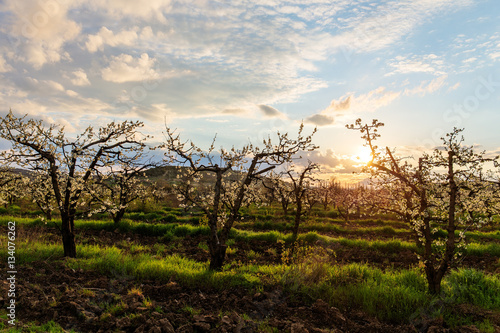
[0,0,499,181]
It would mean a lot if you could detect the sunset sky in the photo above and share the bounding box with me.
[0,0,499,180]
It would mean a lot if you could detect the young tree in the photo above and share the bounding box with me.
[0,167,26,208]
[87,148,154,224]
[304,183,320,216]
[317,178,336,211]
[0,111,148,257]
[28,172,56,221]
[261,171,294,216]
[148,180,171,205]
[287,161,319,240]
[163,124,318,270]
[331,182,365,221]
[348,119,498,294]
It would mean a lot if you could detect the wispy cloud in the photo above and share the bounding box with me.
[327,0,473,55]
[86,0,173,21]
[386,54,447,76]
[404,75,448,96]
[0,0,495,146]
[305,87,400,127]
[331,88,399,114]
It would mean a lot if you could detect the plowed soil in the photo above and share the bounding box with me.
[1,224,499,332]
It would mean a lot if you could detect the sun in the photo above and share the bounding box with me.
[353,146,373,164]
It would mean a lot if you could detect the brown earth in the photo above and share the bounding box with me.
[1,224,500,332]
[4,260,497,333]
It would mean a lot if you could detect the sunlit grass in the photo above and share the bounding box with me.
[463,243,500,257]
[0,319,75,333]
[235,219,411,235]
[4,216,500,264]
[2,235,500,325]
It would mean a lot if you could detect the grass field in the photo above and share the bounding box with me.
[1,209,499,332]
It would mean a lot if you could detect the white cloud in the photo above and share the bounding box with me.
[490,52,500,60]
[451,32,500,72]
[299,149,364,175]
[134,103,174,122]
[86,0,172,21]
[68,70,91,86]
[66,90,79,97]
[321,87,400,115]
[6,100,48,116]
[45,80,65,92]
[101,53,159,83]
[0,0,493,132]
[222,109,247,115]
[386,54,447,76]
[85,27,138,53]
[327,0,473,55]
[305,87,400,126]
[3,0,81,68]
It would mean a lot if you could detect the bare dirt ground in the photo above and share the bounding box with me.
[1,225,500,332]
[0,260,467,332]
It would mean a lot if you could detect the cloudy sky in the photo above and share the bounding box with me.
[0,0,499,179]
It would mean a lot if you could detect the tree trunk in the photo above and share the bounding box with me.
[421,213,442,294]
[425,267,442,295]
[292,201,302,240]
[425,152,457,295]
[113,209,126,224]
[282,202,288,216]
[61,215,76,258]
[209,243,227,271]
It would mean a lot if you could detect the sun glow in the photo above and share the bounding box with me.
[353,146,373,164]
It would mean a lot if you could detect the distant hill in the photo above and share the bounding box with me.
[144,165,249,184]
[4,168,34,177]
[143,165,183,180]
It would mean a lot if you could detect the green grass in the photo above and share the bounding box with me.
[235,219,411,236]
[4,217,500,261]
[445,269,500,310]
[0,319,74,332]
[0,216,211,239]
[2,234,500,326]
[62,244,261,290]
[464,243,500,257]
[0,215,40,226]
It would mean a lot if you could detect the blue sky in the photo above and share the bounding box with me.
[0,0,499,180]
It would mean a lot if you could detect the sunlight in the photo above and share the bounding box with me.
[353,146,373,164]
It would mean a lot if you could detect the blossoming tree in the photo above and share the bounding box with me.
[286,161,319,240]
[86,147,155,224]
[348,118,499,294]
[261,171,294,216]
[0,111,148,257]
[0,167,26,208]
[163,124,318,270]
